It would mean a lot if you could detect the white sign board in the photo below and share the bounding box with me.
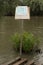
[15,6,30,19]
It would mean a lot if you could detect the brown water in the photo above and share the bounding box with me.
[0,16,43,64]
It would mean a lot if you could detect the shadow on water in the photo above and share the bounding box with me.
[0,16,43,64]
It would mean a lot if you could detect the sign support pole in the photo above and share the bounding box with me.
[20,20,23,56]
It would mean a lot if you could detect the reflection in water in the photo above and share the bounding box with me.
[0,16,43,64]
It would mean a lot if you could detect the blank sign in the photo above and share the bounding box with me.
[15,6,30,19]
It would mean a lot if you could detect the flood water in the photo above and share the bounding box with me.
[0,16,43,64]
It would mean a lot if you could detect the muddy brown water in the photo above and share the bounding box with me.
[0,16,43,64]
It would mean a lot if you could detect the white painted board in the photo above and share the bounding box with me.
[15,6,30,19]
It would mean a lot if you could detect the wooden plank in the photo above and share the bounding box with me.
[28,60,34,65]
[2,56,21,65]
[13,58,28,65]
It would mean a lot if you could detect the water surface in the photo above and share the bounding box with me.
[0,16,43,64]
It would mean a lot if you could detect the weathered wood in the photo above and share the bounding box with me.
[13,58,28,65]
[2,56,21,65]
[28,60,34,65]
